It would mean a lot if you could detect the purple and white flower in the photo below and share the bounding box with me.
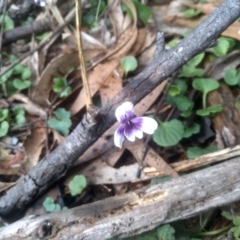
[114,102,158,148]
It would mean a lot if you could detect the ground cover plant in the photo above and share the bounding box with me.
[0,0,240,239]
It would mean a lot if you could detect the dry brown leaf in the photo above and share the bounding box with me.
[126,140,178,178]
[0,181,17,193]
[99,67,123,105]
[0,149,26,175]
[67,161,147,185]
[23,119,46,173]
[33,50,104,107]
[8,93,45,117]
[70,59,120,115]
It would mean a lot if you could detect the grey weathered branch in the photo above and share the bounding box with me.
[0,0,239,218]
[1,156,240,239]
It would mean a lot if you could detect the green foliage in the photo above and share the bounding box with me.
[187,145,218,159]
[52,77,72,98]
[153,119,184,147]
[151,176,172,185]
[82,0,107,27]
[0,121,9,138]
[68,175,87,196]
[222,211,240,238]
[175,96,194,112]
[47,108,72,136]
[223,68,240,86]
[13,79,31,90]
[184,8,201,18]
[132,0,152,24]
[0,14,14,31]
[120,56,138,76]
[179,53,205,78]
[196,105,223,116]
[0,59,32,96]
[183,123,200,138]
[167,39,178,48]
[157,224,175,240]
[212,37,236,57]
[43,197,66,213]
[192,78,220,109]
[13,107,26,126]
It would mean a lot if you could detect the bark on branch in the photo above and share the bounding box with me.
[0,0,239,218]
[1,156,240,239]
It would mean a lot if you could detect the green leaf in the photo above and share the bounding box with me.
[233,217,240,226]
[13,64,25,74]
[167,39,178,48]
[183,123,200,138]
[133,1,152,24]
[231,226,240,238]
[0,15,14,31]
[179,65,204,77]
[13,107,26,126]
[187,145,218,159]
[213,38,230,57]
[21,68,31,80]
[168,86,181,97]
[187,53,205,67]
[52,77,71,98]
[47,108,72,136]
[120,56,138,76]
[197,105,223,116]
[0,68,13,83]
[175,96,193,111]
[184,8,201,18]
[222,211,235,220]
[43,197,56,212]
[13,79,31,90]
[35,32,49,41]
[0,121,9,137]
[153,119,184,147]
[192,78,219,109]
[151,176,172,185]
[223,68,240,86]
[68,175,87,196]
[0,109,9,122]
[157,224,175,240]
[54,204,62,212]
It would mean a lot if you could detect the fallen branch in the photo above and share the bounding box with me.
[0,0,239,218]
[1,156,240,239]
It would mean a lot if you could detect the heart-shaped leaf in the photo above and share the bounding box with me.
[224,68,240,86]
[120,56,138,76]
[0,121,9,137]
[68,175,87,196]
[13,79,31,90]
[153,119,184,147]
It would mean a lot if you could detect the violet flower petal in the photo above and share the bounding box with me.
[134,117,158,134]
[114,125,125,148]
[115,102,134,123]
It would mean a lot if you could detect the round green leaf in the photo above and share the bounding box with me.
[213,39,230,57]
[21,68,31,80]
[187,53,205,67]
[187,146,218,159]
[133,1,151,25]
[153,119,184,147]
[47,108,72,136]
[68,175,87,196]
[120,56,138,76]
[192,78,219,95]
[0,109,9,121]
[0,121,9,137]
[179,65,204,77]
[168,86,181,97]
[183,123,200,138]
[184,8,201,18]
[43,197,56,212]
[223,68,239,86]
[13,79,31,90]
[175,96,193,111]
[157,224,175,240]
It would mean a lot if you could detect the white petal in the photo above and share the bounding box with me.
[115,102,134,122]
[124,128,136,142]
[114,126,125,148]
[135,129,143,139]
[139,117,158,134]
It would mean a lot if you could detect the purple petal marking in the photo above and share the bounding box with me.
[124,117,143,142]
[114,125,125,148]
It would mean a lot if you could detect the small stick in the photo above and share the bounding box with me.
[75,0,92,109]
